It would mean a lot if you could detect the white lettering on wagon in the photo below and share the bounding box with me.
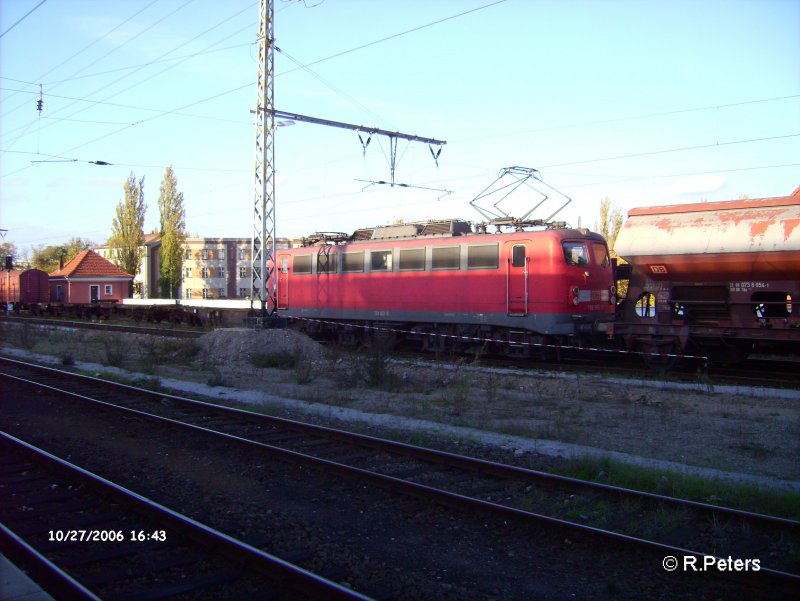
[730,281,769,292]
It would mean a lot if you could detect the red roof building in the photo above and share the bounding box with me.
[49,249,134,303]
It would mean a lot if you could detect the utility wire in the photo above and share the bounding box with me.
[541,133,800,168]
[0,0,161,119]
[2,1,253,149]
[278,0,509,76]
[0,0,47,39]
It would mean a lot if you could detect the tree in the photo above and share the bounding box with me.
[157,165,187,298]
[109,172,146,294]
[31,237,95,273]
[1,241,18,270]
[596,196,623,251]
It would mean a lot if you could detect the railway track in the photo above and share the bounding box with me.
[5,315,800,389]
[1,355,798,599]
[2,315,205,339]
[0,430,370,601]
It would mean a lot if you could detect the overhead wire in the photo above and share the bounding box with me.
[2,0,795,198]
[2,0,507,173]
[0,0,162,119]
[0,0,47,39]
[2,0,198,149]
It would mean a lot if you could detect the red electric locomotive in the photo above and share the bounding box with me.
[273,219,616,356]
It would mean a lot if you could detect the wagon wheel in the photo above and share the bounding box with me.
[637,336,681,371]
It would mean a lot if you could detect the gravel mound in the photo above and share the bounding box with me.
[197,327,328,364]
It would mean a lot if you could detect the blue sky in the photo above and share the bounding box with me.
[1,0,798,254]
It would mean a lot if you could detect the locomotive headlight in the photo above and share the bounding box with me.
[609,285,617,304]
[570,286,580,306]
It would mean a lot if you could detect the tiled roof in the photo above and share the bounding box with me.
[50,249,134,279]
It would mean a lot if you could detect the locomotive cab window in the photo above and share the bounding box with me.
[432,246,460,270]
[591,243,610,267]
[293,255,312,274]
[467,244,499,269]
[562,242,588,266]
[370,250,393,271]
[399,248,425,271]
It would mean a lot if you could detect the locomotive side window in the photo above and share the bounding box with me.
[370,250,393,272]
[511,245,526,268]
[317,252,338,274]
[432,246,460,270]
[294,255,312,274]
[468,244,499,269]
[342,251,365,273]
[280,257,288,274]
[562,242,588,266]
[591,243,610,267]
[399,248,425,271]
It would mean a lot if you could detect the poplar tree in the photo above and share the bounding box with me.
[157,165,187,298]
[109,172,146,293]
[596,196,623,251]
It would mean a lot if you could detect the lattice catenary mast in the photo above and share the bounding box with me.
[251,0,276,318]
[251,0,446,319]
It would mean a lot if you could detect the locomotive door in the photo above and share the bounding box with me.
[277,255,289,309]
[505,242,528,315]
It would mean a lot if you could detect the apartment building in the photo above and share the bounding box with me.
[96,235,295,300]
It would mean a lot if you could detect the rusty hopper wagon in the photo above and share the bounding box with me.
[614,186,800,365]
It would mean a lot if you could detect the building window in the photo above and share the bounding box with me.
[219,267,225,279]
[184,249,191,260]
[202,288,209,299]
[185,289,193,299]
[218,288,225,297]
[239,248,246,260]
[104,284,113,295]
[201,267,209,278]
[239,287,248,298]
[239,266,247,278]
[184,267,192,278]
[218,249,225,260]
[201,249,209,260]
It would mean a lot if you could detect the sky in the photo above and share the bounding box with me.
[1,0,798,256]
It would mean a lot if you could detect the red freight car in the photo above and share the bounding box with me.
[0,269,50,308]
[272,219,616,356]
[614,186,800,365]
